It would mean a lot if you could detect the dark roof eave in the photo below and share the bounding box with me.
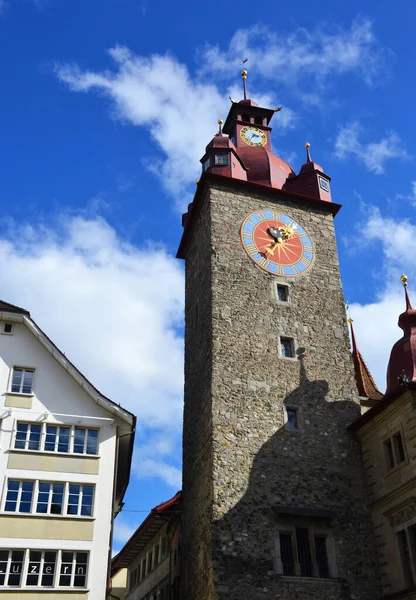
[349,382,416,431]
[177,172,342,259]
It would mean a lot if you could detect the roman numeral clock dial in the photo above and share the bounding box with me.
[240,209,315,276]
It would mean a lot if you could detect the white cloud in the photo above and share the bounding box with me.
[349,208,416,390]
[200,17,388,87]
[113,519,137,546]
[56,50,230,207]
[334,121,408,174]
[0,212,184,487]
[393,181,416,207]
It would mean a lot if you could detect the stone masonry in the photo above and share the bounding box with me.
[180,176,381,600]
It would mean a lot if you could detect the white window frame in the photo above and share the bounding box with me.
[12,422,100,456]
[0,549,89,589]
[9,367,35,395]
[275,526,337,579]
[383,429,407,471]
[2,479,95,518]
[14,422,42,451]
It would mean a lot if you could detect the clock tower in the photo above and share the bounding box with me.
[177,72,381,600]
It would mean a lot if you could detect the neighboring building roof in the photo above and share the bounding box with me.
[0,299,136,507]
[111,491,182,578]
[349,381,416,432]
[348,318,383,402]
[0,299,30,316]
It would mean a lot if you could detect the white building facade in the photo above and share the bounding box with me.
[0,300,136,599]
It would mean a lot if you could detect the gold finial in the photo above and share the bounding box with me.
[348,317,353,325]
[217,119,223,136]
[218,119,223,124]
[401,274,408,287]
[241,69,248,100]
[195,179,200,185]
[305,142,312,162]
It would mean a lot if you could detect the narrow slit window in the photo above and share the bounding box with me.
[394,432,406,463]
[280,337,294,358]
[384,439,395,469]
[286,408,298,429]
[277,285,288,302]
[296,527,313,577]
[279,533,295,575]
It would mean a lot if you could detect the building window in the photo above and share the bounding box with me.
[11,368,34,394]
[277,285,289,302]
[397,526,416,588]
[286,408,299,429]
[0,549,88,588]
[319,176,330,192]
[203,157,210,171]
[67,484,94,516]
[161,535,168,559]
[15,423,41,451]
[214,154,228,166]
[13,422,99,456]
[277,528,332,578]
[154,543,160,565]
[4,480,34,513]
[384,432,406,469]
[2,323,13,334]
[3,480,94,517]
[36,482,64,514]
[45,425,71,453]
[280,337,295,358]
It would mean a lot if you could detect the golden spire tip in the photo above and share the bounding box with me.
[218,119,223,124]
[348,317,353,325]
[305,142,310,148]
[401,274,408,287]
[241,69,247,78]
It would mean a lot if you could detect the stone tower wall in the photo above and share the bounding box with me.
[182,188,214,600]
[181,178,381,600]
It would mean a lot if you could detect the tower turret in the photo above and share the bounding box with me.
[386,275,416,394]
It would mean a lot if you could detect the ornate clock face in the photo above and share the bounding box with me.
[240,126,267,147]
[240,209,315,276]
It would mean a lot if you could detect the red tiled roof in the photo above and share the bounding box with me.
[349,319,383,401]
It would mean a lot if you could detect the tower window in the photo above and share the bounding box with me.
[3,323,13,334]
[319,176,330,192]
[241,113,251,123]
[277,285,289,302]
[254,116,264,125]
[277,528,333,578]
[280,337,295,358]
[203,157,211,171]
[286,408,298,429]
[214,154,228,166]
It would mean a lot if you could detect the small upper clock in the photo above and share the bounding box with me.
[240,209,315,277]
[240,126,267,147]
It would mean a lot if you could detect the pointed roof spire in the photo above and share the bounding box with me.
[348,317,383,401]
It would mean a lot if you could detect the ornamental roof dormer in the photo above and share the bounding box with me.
[386,275,416,394]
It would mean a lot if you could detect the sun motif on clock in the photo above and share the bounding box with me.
[240,209,315,276]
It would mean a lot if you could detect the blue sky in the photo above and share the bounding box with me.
[1,0,416,550]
